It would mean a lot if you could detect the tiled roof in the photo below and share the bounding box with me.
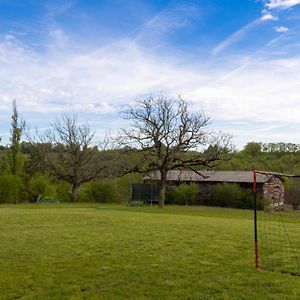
[145,170,272,183]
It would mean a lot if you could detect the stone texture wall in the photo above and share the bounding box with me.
[263,176,284,209]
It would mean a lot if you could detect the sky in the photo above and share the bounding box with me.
[0,0,300,148]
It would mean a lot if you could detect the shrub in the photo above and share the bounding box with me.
[115,173,143,203]
[211,183,253,209]
[56,181,71,202]
[284,177,300,209]
[167,183,199,205]
[28,174,57,202]
[0,174,24,203]
[77,174,143,204]
[28,175,72,202]
[77,180,114,203]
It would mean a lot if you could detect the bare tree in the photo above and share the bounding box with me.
[39,115,106,201]
[120,95,233,208]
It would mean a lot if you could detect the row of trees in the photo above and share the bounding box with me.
[241,141,300,156]
[2,97,299,207]
[218,142,300,174]
[0,96,233,207]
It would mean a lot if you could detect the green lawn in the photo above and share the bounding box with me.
[0,204,299,299]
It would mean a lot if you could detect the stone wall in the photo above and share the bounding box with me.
[263,176,284,209]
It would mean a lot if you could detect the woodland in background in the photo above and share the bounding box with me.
[0,101,300,204]
[216,141,300,173]
[1,138,300,204]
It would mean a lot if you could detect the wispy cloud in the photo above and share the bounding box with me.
[212,18,266,56]
[45,0,78,23]
[275,25,289,32]
[0,33,202,115]
[48,29,69,49]
[261,13,278,21]
[211,0,297,58]
[1,2,300,147]
[265,0,300,10]
[212,9,282,57]
[1,26,300,144]
[187,56,300,124]
[135,2,200,44]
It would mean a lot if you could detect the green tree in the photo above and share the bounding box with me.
[0,174,23,203]
[169,183,199,206]
[212,183,252,209]
[8,100,26,175]
[243,142,261,156]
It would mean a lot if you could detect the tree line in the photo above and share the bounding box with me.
[217,141,300,174]
[1,96,299,207]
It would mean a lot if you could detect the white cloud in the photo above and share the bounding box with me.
[265,0,300,9]
[143,3,199,33]
[212,12,280,57]
[184,57,300,125]
[212,9,282,57]
[212,19,263,56]
[1,31,300,147]
[261,13,278,20]
[48,29,69,49]
[0,36,202,115]
[275,25,289,32]
[135,2,200,45]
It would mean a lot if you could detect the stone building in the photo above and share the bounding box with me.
[144,170,285,205]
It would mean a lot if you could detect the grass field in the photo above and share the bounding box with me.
[0,204,299,299]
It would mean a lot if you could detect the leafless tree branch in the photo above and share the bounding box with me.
[119,95,234,207]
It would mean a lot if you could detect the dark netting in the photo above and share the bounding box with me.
[255,171,300,276]
[131,184,159,204]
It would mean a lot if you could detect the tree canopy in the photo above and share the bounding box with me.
[119,95,233,207]
[1,99,300,205]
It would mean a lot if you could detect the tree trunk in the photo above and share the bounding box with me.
[159,170,167,208]
[70,183,78,202]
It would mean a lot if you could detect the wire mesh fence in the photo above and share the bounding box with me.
[255,172,300,276]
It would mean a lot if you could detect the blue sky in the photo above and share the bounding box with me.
[0,0,300,148]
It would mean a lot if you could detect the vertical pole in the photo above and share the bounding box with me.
[114,178,117,203]
[129,184,132,205]
[253,170,259,269]
[151,184,153,206]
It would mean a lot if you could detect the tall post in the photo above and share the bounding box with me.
[253,170,259,269]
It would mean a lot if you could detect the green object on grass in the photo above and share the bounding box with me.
[37,195,60,203]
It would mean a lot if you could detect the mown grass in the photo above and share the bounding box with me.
[0,204,299,299]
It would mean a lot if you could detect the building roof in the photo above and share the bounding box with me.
[145,170,273,184]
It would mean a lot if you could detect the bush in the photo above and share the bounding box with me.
[0,174,24,203]
[56,181,71,202]
[77,180,114,203]
[211,183,253,209]
[28,174,57,202]
[115,173,143,203]
[167,183,199,205]
[77,174,143,203]
[28,175,72,202]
